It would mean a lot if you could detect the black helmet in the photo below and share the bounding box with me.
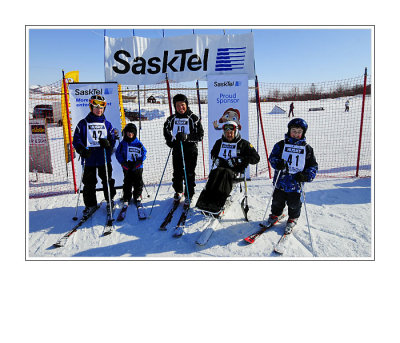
[288,118,308,138]
[89,95,107,112]
[173,94,189,109]
[123,123,137,141]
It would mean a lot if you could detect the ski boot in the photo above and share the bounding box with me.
[285,218,298,234]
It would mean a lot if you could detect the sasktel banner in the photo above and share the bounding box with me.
[105,33,255,85]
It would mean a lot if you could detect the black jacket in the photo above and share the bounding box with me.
[163,108,204,152]
[211,133,260,174]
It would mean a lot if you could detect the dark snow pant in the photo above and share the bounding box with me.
[172,147,197,198]
[196,167,235,212]
[271,188,302,219]
[82,164,116,207]
[122,168,144,202]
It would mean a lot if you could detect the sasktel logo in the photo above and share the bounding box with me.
[215,47,246,72]
[74,88,113,96]
[111,45,246,76]
[213,80,242,87]
[112,49,210,75]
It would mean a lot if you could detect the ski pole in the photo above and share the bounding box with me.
[180,141,190,203]
[149,148,172,217]
[103,148,114,220]
[301,184,316,257]
[262,169,282,221]
[241,168,249,221]
[72,158,85,221]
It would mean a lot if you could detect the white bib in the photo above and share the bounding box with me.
[218,142,238,160]
[282,143,306,174]
[87,122,107,148]
[127,146,142,161]
[172,118,190,137]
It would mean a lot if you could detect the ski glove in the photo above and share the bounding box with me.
[175,132,188,142]
[227,157,240,168]
[79,147,91,159]
[276,159,288,170]
[99,138,111,148]
[294,172,308,182]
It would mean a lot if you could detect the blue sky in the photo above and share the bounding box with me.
[28,26,372,86]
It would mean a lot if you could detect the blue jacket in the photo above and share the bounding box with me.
[72,112,116,167]
[115,137,147,170]
[269,134,318,193]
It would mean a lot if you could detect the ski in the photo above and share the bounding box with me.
[135,201,147,220]
[117,204,128,221]
[173,203,190,237]
[159,198,181,231]
[195,196,235,246]
[53,204,101,248]
[244,214,286,244]
[274,231,293,255]
[103,203,115,236]
[195,217,219,246]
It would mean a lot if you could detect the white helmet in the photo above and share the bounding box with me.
[222,121,239,137]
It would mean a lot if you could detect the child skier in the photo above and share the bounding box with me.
[72,95,117,216]
[115,123,147,207]
[265,118,318,233]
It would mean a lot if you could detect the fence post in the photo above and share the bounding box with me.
[356,68,368,177]
[62,71,77,193]
[255,75,272,179]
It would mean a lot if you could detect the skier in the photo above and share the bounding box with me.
[115,123,147,206]
[289,102,294,117]
[163,94,204,206]
[264,118,318,233]
[72,95,117,215]
[345,99,350,112]
[196,121,260,213]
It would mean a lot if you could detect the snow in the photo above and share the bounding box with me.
[28,175,372,259]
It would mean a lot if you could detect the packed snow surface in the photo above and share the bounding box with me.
[28,175,372,259]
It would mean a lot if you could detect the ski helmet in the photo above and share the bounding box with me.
[222,121,239,138]
[288,118,308,138]
[123,123,137,137]
[89,95,107,112]
[173,94,189,109]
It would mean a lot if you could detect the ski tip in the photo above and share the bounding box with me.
[244,237,255,244]
[53,243,62,248]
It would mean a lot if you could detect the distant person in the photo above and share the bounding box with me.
[345,100,350,112]
[289,102,294,117]
[163,94,204,206]
[263,118,318,233]
[73,95,117,217]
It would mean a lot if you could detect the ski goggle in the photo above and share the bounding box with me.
[89,98,107,108]
[223,124,236,132]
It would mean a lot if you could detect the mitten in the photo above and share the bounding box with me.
[99,138,111,148]
[294,172,308,182]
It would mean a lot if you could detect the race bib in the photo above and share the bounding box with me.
[87,123,107,147]
[218,142,238,160]
[127,146,142,161]
[282,143,306,174]
[172,118,190,136]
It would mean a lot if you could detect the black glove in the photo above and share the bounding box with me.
[175,132,188,142]
[126,161,135,169]
[114,129,120,140]
[99,138,111,148]
[213,157,221,167]
[79,147,91,159]
[132,160,142,169]
[276,159,288,170]
[294,172,308,182]
[227,157,240,168]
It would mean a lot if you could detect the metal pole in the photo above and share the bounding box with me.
[356,68,368,177]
